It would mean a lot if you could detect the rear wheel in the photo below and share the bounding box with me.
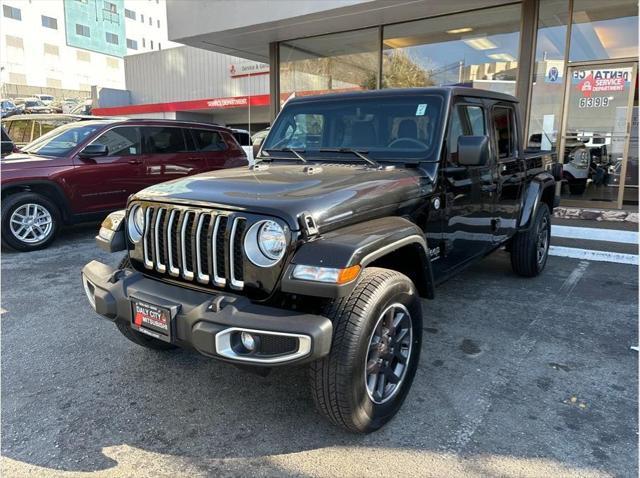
[510,202,551,277]
[309,267,423,433]
[1,192,60,251]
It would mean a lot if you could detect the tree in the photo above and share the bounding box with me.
[361,50,433,89]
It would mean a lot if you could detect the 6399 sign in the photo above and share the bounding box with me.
[579,96,610,108]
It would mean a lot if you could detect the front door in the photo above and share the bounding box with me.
[560,62,638,208]
[71,126,144,213]
[436,98,496,276]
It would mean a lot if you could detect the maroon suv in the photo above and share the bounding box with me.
[1,119,247,251]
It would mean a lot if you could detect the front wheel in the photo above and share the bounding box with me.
[1,192,60,251]
[309,268,423,433]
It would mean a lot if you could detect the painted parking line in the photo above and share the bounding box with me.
[549,246,638,265]
[551,225,638,244]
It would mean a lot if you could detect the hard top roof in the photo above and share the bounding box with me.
[286,86,518,104]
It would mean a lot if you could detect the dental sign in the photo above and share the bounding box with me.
[573,67,632,108]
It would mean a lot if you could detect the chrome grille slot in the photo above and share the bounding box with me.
[229,217,245,290]
[142,207,153,269]
[137,203,251,291]
[211,215,227,287]
[154,208,167,273]
[195,213,212,284]
[167,209,180,276]
[180,211,195,280]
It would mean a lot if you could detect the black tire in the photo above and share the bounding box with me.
[115,321,177,351]
[1,192,61,251]
[309,267,423,433]
[114,254,176,351]
[510,202,551,277]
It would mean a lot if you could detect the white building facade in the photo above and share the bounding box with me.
[0,0,177,98]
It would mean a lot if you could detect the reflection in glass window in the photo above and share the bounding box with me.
[527,0,570,151]
[142,127,186,154]
[279,28,379,104]
[92,127,140,156]
[382,4,521,96]
[192,129,226,152]
[492,106,516,159]
[448,105,486,163]
[21,123,102,157]
[570,0,638,61]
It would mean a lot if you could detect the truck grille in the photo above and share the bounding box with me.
[140,205,246,290]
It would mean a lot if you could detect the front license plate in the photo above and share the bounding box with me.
[131,299,172,342]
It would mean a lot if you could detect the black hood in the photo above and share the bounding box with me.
[132,163,431,231]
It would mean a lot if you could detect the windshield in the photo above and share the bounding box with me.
[262,94,443,162]
[20,123,104,157]
[25,100,44,107]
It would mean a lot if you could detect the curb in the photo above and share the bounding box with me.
[553,206,638,223]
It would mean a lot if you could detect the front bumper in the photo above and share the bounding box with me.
[81,260,333,366]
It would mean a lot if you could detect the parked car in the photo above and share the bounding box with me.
[1,126,16,157]
[230,128,254,165]
[12,98,26,114]
[68,100,92,115]
[82,87,561,433]
[21,98,53,114]
[34,94,55,106]
[1,99,18,118]
[251,127,270,157]
[3,114,104,148]
[1,119,248,251]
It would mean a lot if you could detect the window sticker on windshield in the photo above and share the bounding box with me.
[416,104,427,116]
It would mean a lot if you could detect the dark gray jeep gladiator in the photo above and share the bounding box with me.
[82,87,561,433]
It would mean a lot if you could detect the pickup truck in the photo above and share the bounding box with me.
[82,87,561,433]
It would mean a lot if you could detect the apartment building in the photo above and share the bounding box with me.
[0,0,177,97]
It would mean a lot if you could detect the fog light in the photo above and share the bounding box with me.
[82,275,96,309]
[241,331,257,352]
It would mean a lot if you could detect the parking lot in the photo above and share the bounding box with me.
[1,224,637,478]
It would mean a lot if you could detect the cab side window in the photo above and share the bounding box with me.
[192,129,226,152]
[492,106,517,159]
[7,120,33,144]
[92,127,141,156]
[448,104,485,165]
[142,127,188,154]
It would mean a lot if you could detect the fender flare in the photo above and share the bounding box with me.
[518,172,556,231]
[1,180,72,223]
[280,216,435,299]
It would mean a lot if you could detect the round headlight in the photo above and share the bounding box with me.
[127,206,145,242]
[244,220,287,267]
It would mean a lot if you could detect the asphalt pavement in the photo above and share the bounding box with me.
[1,223,638,477]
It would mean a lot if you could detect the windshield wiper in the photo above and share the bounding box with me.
[262,147,307,162]
[319,148,379,168]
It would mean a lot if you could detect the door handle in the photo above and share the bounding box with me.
[481,184,497,193]
[128,159,142,165]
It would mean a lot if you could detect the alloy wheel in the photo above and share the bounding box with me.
[364,303,413,404]
[9,203,53,244]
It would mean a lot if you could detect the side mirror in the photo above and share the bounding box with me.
[79,143,108,159]
[458,135,490,166]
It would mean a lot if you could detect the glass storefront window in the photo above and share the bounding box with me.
[382,4,521,96]
[527,0,570,151]
[570,0,638,61]
[279,28,379,104]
